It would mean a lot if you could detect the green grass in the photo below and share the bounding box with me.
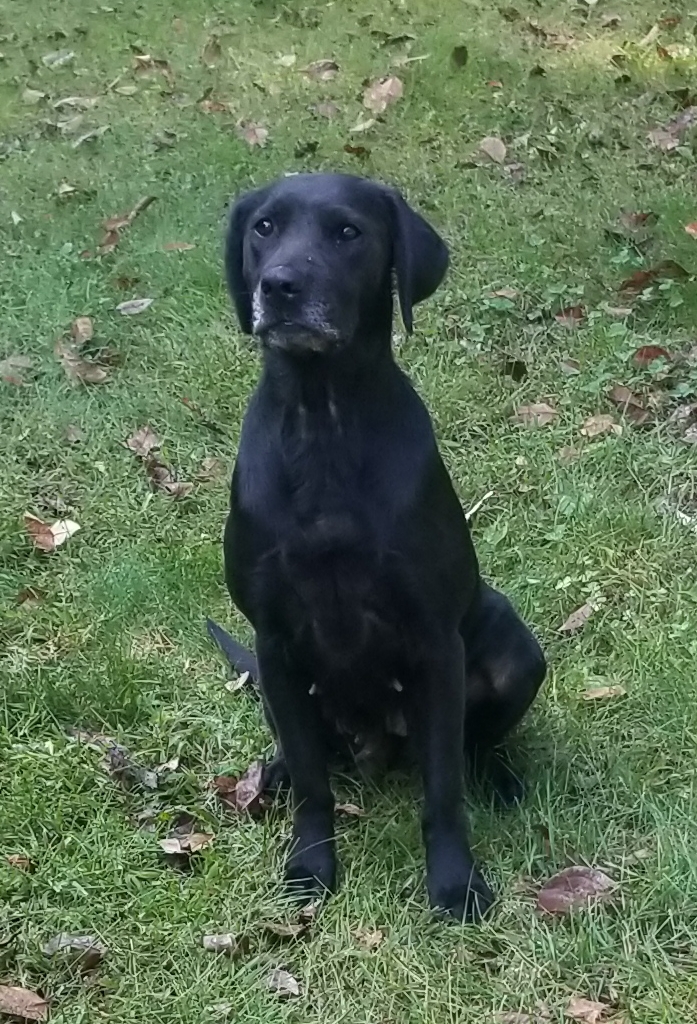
[2,0,697,1020]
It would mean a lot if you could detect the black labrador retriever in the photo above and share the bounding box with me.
[208,172,546,922]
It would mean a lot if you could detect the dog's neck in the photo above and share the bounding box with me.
[260,326,397,412]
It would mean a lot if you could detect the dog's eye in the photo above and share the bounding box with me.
[254,218,274,237]
[339,224,360,241]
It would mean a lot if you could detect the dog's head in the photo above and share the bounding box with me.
[225,173,448,355]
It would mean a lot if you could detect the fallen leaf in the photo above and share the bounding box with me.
[504,161,526,185]
[608,383,652,425]
[276,53,297,67]
[612,210,657,237]
[559,602,594,633]
[685,222,697,238]
[632,344,670,365]
[1,354,34,386]
[24,514,80,553]
[55,340,109,384]
[583,685,626,701]
[479,135,507,163]
[311,100,340,119]
[201,34,222,67]
[198,90,230,113]
[537,865,615,914]
[554,305,585,328]
[225,670,250,693]
[557,445,582,463]
[116,297,153,315]
[159,831,214,855]
[213,760,266,815]
[265,968,300,998]
[488,287,519,300]
[344,143,370,159]
[605,306,633,318]
[56,181,78,197]
[0,986,48,1021]
[103,195,156,233]
[6,854,32,871]
[561,357,581,375]
[53,95,98,111]
[619,260,688,295]
[157,755,179,773]
[580,414,620,438]
[113,83,138,96]
[236,121,268,147]
[261,920,309,939]
[132,54,174,87]
[353,926,384,949]
[202,933,244,955]
[196,456,225,482]
[144,456,194,499]
[302,58,339,81]
[510,403,557,427]
[336,802,365,817]
[126,425,160,458]
[648,105,697,149]
[72,126,109,148]
[451,44,468,68]
[163,241,196,251]
[104,743,158,790]
[70,316,93,346]
[22,88,46,105]
[42,933,107,970]
[42,49,75,67]
[349,117,376,134]
[565,996,610,1024]
[363,75,403,114]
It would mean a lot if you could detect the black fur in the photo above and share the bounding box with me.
[213,173,546,922]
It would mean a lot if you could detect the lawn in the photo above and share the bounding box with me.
[2,0,697,1020]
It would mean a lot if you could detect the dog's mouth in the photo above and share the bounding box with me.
[254,319,339,354]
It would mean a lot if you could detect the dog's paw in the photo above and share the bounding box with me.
[428,865,495,924]
[262,753,291,795]
[285,846,336,903]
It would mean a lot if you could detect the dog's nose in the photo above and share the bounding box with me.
[260,266,303,300]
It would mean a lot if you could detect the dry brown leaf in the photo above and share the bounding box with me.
[353,926,384,950]
[363,75,403,114]
[70,316,93,346]
[42,933,107,969]
[557,445,582,463]
[559,602,593,633]
[66,426,84,448]
[72,126,109,149]
[619,260,688,295]
[213,760,266,815]
[22,88,46,105]
[103,195,156,232]
[160,832,213,855]
[202,933,244,955]
[116,297,153,315]
[261,920,309,939]
[196,456,225,482]
[554,305,586,328]
[302,59,340,82]
[225,670,250,693]
[163,241,196,251]
[583,685,627,701]
[580,414,620,438]
[201,34,222,67]
[265,968,300,998]
[488,287,519,300]
[0,354,34,386]
[236,121,269,147]
[537,865,615,915]
[336,802,365,817]
[632,344,670,366]
[143,456,193,499]
[0,986,48,1021]
[311,100,341,119]
[648,105,697,149]
[42,49,75,67]
[126,425,160,458]
[510,402,557,427]
[479,135,507,163]
[565,996,611,1024]
[685,222,697,238]
[133,53,174,86]
[24,513,80,553]
[607,384,652,425]
[198,90,230,114]
[6,854,32,871]
[55,340,110,384]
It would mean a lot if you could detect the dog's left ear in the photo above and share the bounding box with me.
[224,186,267,334]
[382,187,449,334]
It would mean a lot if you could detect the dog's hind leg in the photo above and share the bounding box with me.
[462,586,546,806]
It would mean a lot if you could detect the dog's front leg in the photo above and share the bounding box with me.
[411,631,494,922]
[256,633,336,901]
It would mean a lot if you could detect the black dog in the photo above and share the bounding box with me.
[209,173,545,922]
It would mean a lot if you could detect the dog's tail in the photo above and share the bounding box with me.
[206,618,259,682]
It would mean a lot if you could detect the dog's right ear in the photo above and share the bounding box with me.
[224,187,265,334]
